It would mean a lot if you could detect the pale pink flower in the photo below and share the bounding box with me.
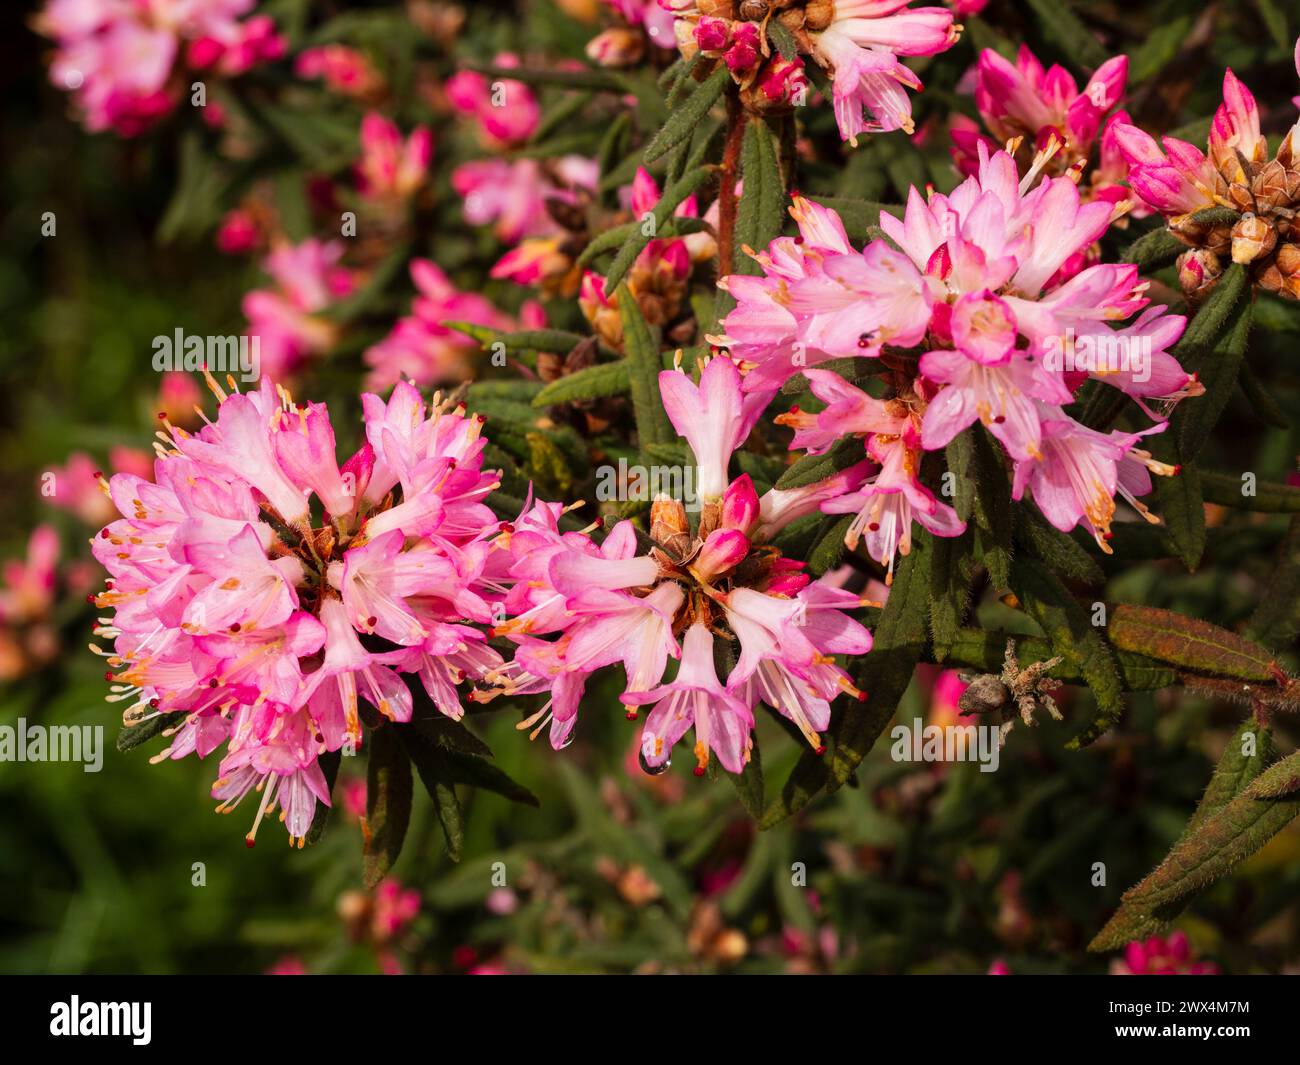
[295,44,383,98]
[90,377,506,845]
[363,259,546,390]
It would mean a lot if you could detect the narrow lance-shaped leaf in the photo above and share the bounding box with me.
[1105,603,1278,682]
[642,64,729,164]
[364,726,413,888]
[617,284,675,446]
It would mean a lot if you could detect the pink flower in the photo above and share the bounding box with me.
[295,44,382,98]
[216,208,261,254]
[242,239,356,379]
[720,152,1194,553]
[37,0,283,135]
[363,259,545,390]
[445,54,541,148]
[659,354,773,500]
[811,1,958,142]
[954,47,1129,188]
[1110,931,1220,976]
[355,113,433,203]
[623,623,754,774]
[452,156,597,245]
[90,377,506,845]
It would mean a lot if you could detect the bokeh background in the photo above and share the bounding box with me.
[4,0,1300,974]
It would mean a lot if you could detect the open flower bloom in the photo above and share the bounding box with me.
[36,0,284,135]
[721,147,1198,556]
[445,53,541,148]
[480,358,873,774]
[363,259,545,390]
[1113,60,1300,300]
[952,46,1134,209]
[242,239,357,380]
[662,1,958,139]
[90,377,506,845]
[355,113,433,203]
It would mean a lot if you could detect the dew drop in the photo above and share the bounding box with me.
[638,748,671,776]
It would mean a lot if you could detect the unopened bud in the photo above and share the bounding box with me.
[1231,212,1277,265]
[805,0,836,31]
[694,15,730,52]
[585,27,645,68]
[1178,248,1222,299]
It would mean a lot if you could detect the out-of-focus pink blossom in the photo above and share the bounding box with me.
[1110,931,1220,975]
[364,258,546,390]
[445,54,540,147]
[355,113,433,203]
[295,44,383,98]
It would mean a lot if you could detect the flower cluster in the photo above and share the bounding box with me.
[480,355,873,774]
[720,148,1198,562]
[37,0,284,135]
[587,0,679,67]
[364,259,546,390]
[952,46,1134,211]
[1114,49,1300,301]
[445,54,541,149]
[90,377,506,844]
[661,0,959,138]
[243,239,357,380]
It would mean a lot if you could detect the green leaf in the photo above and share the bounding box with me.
[968,428,1013,589]
[642,64,729,164]
[762,532,930,827]
[1177,297,1254,461]
[1175,261,1248,362]
[1256,0,1290,51]
[775,437,863,490]
[1025,0,1109,70]
[305,749,341,846]
[604,167,713,288]
[617,285,674,446]
[806,514,855,577]
[1188,721,1276,833]
[1153,462,1206,571]
[1236,363,1289,428]
[1105,603,1277,682]
[1090,774,1300,950]
[532,361,631,407]
[727,738,765,819]
[1247,516,1300,649]
[733,117,786,275]
[929,528,975,661]
[116,711,186,753]
[364,726,413,888]
[1128,15,1195,82]
[324,241,410,325]
[1120,226,1185,270]
[946,628,1177,691]
[1201,470,1300,512]
[1246,751,1300,799]
[157,133,228,245]
[765,18,799,59]
[1008,557,1125,746]
[1016,506,1104,586]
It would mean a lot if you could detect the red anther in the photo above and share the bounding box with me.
[625,710,638,721]
[149,698,160,708]
[209,678,219,688]
[103,671,114,681]
[229,623,241,632]
[993,415,1006,424]
[93,470,104,479]
[86,594,97,603]
[693,766,706,777]
[100,528,111,539]
[245,837,256,849]
[815,744,827,756]
[366,615,377,627]
[157,412,167,420]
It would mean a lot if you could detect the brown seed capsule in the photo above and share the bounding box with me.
[697,0,737,17]
[650,496,691,555]
[1231,212,1277,265]
[1277,242,1300,277]
[738,0,769,20]
[804,0,835,31]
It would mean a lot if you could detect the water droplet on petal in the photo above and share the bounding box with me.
[638,748,671,776]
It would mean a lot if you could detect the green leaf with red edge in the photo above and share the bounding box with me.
[1105,603,1278,682]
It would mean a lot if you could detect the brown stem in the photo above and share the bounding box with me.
[717,88,744,288]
